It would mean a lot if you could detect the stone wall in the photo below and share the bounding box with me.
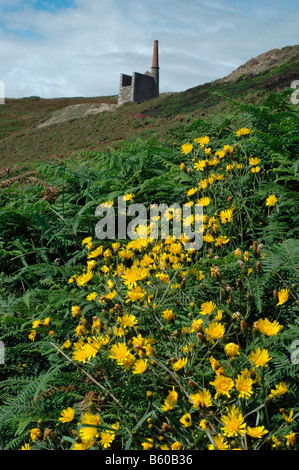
[118,74,134,106]
[118,71,158,106]
[132,72,156,103]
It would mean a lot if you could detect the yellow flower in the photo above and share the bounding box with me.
[272,436,282,449]
[269,381,289,398]
[215,150,225,159]
[79,425,99,445]
[100,200,114,208]
[197,196,211,206]
[75,271,93,286]
[187,187,197,196]
[162,308,175,321]
[181,143,194,155]
[207,434,229,450]
[235,373,253,399]
[191,318,203,332]
[249,157,260,166]
[87,259,97,270]
[73,347,89,364]
[179,413,192,427]
[226,163,234,171]
[82,236,93,246]
[43,317,51,327]
[115,349,132,370]
[225,342,240,357]
[20,443,31,450]
[256,318,283,336]
[203,233,215,243]
[282,409,293,423]
[219,209,233,224]
[223,144,234,155]
[125,286,146,302]
[109,343,130,365]
[142,438,154,450]
[58,407,75,423]
[285,432,296,448]
[165,387,178,408]
[172,357,188,371]
[236,127,251,137]
[210,356,221,371]
[199,419,208,430]
[246,426,268,438]
[276,288,289,306]
[32,320,41,329]
[118,248,134,260]
[124,193,134,201]
[105,290,117,300]
[200,301,216,315]
[71,305,81,318]
[100,431,115,448]
[160,444,170,450]
[92,317,101,334]
[87,245,103,259]
[198,178,208,189]
[194,160,208,171]
[266,194,278,207]
[221,405,246,437]
[156,272,169,284]
[74,324,86,337]
[72,441,90,450]
[132,358,148,374]
[250,166,260,173]
[28,330,37,341]
[210,375,234,399]
[118,314,138,328]
[171,441,182,450]
[215,235,230,246]
[189,388,212,408]
[249,348,272,367]
[161,400,173,411]
[194,136,210,147]
[205,321,225,342]
[81,412,101,426]
[30,428,42,442]
[61,339,71,349]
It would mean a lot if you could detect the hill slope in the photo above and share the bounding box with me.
[0,44,298,170]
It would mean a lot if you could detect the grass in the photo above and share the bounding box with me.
[0,53,298,171]
[0,87,298,451]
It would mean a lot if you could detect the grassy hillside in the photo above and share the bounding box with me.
[0,45,298,171]
[0,46,298,452]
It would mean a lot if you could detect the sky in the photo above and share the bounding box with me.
[0,0,298,98]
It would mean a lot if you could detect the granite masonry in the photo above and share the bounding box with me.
[118,40,159,106]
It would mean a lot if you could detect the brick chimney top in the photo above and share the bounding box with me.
[152,40,159,68]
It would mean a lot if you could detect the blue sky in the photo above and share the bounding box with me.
[0,0,298,98]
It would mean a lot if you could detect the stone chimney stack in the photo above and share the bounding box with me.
[151,40,159,98]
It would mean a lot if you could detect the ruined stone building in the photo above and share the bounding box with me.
[118,40,159,106]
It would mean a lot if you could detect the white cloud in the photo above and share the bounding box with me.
[0,0,298,98]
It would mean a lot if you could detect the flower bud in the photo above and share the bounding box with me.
[197,332,206,343]
[180,162,186,171]
[188,379,197,388]
[256,260,262,275]
[161,422,171,432]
